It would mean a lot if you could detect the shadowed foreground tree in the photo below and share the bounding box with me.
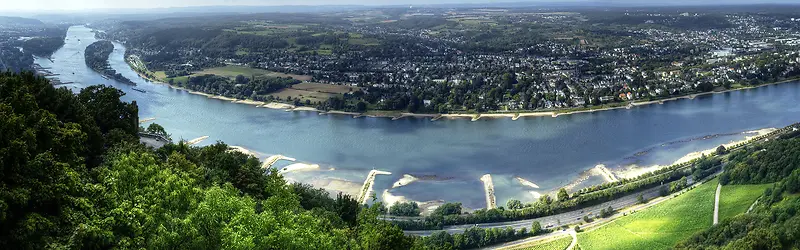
[0,72,412,249]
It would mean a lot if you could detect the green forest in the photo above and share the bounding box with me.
[84,41,135,85]
[0,72,414,249]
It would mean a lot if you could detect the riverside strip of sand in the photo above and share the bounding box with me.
[292,107,320,112]
[480,174,497,210]
[592,164,619,183]
[392,174,419,188]
[138,117,156,123]
[264,102,295,110]
[324,110,361,116]
[616,128,776,179]
[228,146,260,158]
[261,154,297,169]
[186,136,209,145]
[279,163,320,174]
[357,170,392,204]
[673,128,775,165]
[310,178,363,197]
[232,99,266,106]
[382,190,446,215]
[391,113,439,120]
[515,177,540,188]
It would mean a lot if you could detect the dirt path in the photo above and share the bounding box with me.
[566,229,578,250]
[713,183,721,225]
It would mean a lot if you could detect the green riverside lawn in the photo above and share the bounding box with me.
[718,183,773,221]
[576,178,719,250]
[513,236,572,250]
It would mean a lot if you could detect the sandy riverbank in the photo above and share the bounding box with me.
[675,128,775,165]
[228,146,260,158]
[592,164,619,183]
[292,106,320,112]
[392,113,440,120]
[616,128,776,179]
[325,110,361,116]
[263,102,294,109]
[382,190,447,215]
[139,117,156,123]
[392,174,419,188]
[261,154,296,169]
[279,163,321,174]
[186,136,209,145]
[232,99,266,106]
[515,177,541,189]
[303,178,363,197]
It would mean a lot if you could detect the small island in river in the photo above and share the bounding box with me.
[84,40,135,85]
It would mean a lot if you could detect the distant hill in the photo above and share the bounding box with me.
[0,16,43,26]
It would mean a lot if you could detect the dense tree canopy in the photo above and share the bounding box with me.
[0,72,412,249]
[84,41,135,85]
[390,201,421,216]
[676,136,800,250]
[721,139,800,185]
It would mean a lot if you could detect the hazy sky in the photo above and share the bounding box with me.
[2,0,513,11]
[0,0,795,11]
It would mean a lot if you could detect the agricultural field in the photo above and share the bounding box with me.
[718,183,772,220]
[508,236,572,250]
[447,17,498,26]
[291,82,357,94]
[576,178,718,250]
[192,65,312,81]
[223,21,310,36]
[269,83,358,103]
[270,88,336,104]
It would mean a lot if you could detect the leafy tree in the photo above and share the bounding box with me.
[506,199,523,210]
[433,203,462,216]
[531,221,543,235]
[716,145,728,155]
[557,188,570,202]
[146,123,171,140]
[390,201,421,216]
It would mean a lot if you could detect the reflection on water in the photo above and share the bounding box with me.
[36,26,800,210]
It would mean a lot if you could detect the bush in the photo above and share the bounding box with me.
[389,201,421,216]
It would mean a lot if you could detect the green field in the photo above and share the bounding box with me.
[510,236,572,250]
[511,236,572,250]
[718,183,772,220]
[183,65,312,81]
[576,178,718,250]
[269,83,357,103]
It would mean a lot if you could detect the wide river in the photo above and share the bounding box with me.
[37,26,800,210]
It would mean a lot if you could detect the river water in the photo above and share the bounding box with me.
[35,26,800,210]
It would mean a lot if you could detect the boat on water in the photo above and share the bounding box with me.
[131,87,147,93]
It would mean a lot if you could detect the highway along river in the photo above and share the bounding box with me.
[36,26,800,211]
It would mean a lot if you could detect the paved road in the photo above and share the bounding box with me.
[405,180,681,236]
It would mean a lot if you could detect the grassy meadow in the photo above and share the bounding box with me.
[576,178,718,250]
